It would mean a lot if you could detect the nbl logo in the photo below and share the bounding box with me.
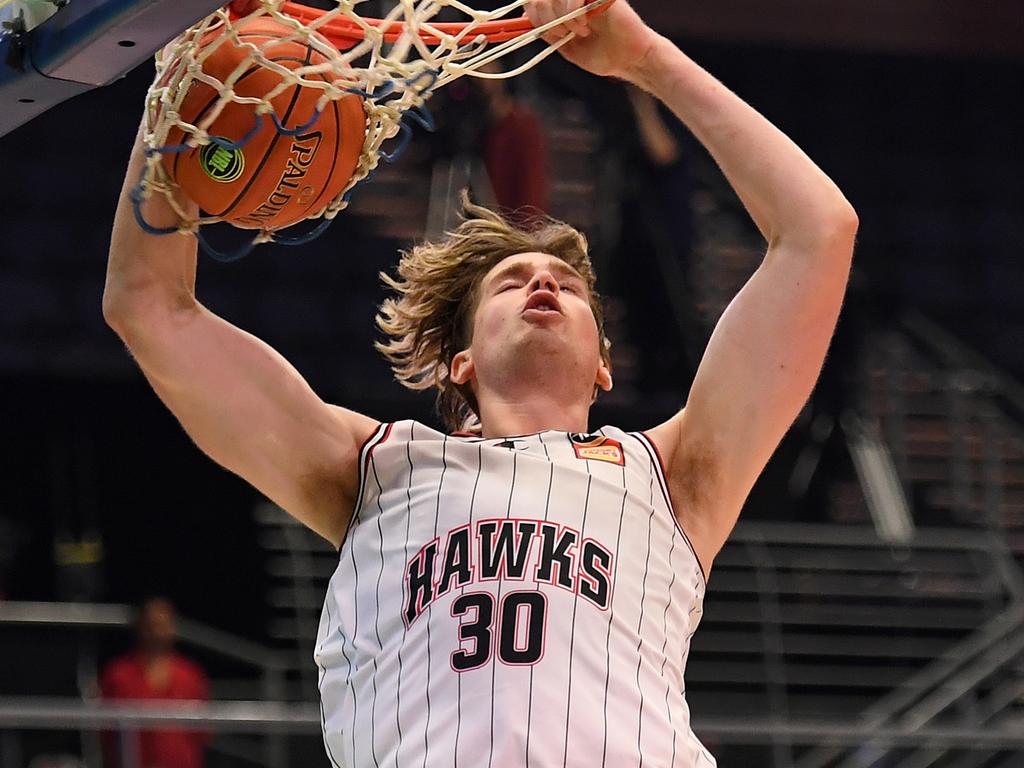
[199,139,244,183]
[569,433,625,466]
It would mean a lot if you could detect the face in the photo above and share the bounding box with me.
[450,252,612,402]
[138,599,176,654]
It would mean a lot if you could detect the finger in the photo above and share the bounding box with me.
[524,0,539,27]
[525,0,554,30]
[562,0,591,38]
[549,0,583,39]
[527,0,573,42]
[546,31,572,47]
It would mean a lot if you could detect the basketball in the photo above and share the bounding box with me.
[161,18,366,230]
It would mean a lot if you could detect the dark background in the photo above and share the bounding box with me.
[1,4,1023,647]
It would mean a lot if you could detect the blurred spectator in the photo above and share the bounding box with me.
[99,598,209,768]
[625,85,694,261]
[423,63,550,236]
[558,78,701,392]
[477,65,550,223]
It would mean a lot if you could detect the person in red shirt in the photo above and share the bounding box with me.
[476,66,550,225]
[100,597,209,768]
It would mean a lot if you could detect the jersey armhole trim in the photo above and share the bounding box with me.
[632,430,708,588]
[336,421,394,555]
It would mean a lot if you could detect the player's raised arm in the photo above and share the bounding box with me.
[529,0,859,573]
[103,123,379,547]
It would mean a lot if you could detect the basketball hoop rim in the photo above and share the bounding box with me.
[140,0,620,254]
[230,0,616,49]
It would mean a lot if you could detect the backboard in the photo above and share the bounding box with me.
[0,0,224,138]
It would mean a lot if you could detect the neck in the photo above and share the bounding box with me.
[140,647,169,663]
[490,96,514,121]
[477,390,591,439]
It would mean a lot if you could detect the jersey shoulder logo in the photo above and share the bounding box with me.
[568,433,625,466]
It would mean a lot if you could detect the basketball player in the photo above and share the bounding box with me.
[104,1,857,765]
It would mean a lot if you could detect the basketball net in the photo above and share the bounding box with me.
[136,0,612,259]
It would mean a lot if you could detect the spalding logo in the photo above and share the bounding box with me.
[236,131,322,226]
[569,433,625,466]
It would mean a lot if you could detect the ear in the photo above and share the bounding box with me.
[450,349,475,386]
[596,360,613,393]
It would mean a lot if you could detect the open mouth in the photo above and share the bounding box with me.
[523,292,562,315]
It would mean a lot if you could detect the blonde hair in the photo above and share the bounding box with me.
[375,195,612,433]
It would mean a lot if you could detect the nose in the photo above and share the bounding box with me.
[528,270,560,294]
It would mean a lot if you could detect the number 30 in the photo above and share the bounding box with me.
[450,591,547,672]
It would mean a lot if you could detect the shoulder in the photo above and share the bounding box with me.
[370,420,454,444]
[595,425,660,455]
[348,420,453,480]
[100,654,139,693]
[597,424,647,440]
[172,654,209,690]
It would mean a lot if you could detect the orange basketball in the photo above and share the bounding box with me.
[161,18,366,230]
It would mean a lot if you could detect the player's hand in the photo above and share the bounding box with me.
[524,0,661,82]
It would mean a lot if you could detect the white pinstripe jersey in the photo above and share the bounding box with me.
[315,419,715,768]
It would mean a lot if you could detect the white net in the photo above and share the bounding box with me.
[137,0,611,255]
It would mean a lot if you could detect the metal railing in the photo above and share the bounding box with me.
[0,601,287,674]
[793,312,1024,768]
[3,699,1024,754]
[0,601,290,768]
